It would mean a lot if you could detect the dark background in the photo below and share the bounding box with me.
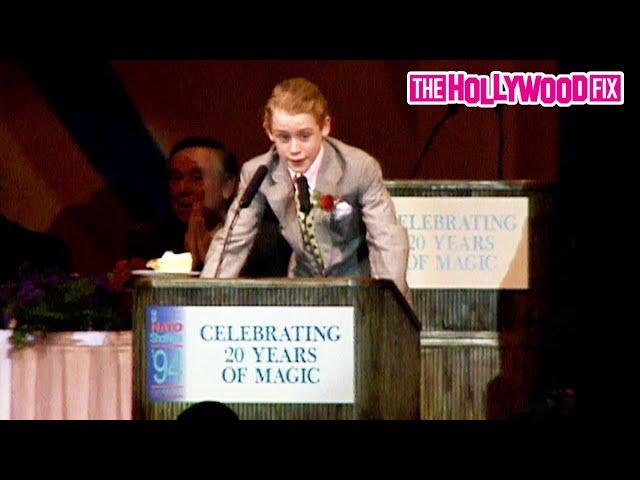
[1,59,564,274]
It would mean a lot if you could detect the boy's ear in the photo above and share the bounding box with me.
[321,116,331,137]
[265,126,275,142]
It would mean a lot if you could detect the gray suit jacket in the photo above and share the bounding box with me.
[201,137,410,301]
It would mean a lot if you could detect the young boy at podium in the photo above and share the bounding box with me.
[201,77,410,302]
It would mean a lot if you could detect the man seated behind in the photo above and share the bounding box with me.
[128,137,290,275]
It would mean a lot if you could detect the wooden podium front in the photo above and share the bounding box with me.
[132,277,420,420]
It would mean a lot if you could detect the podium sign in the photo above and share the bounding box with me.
[392,196,529,289]
[147,306,355,404]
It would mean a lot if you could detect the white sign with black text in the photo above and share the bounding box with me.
[147,306,355,404]
[391,197,529,289]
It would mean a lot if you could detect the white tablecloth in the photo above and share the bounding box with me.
[0,330,132,420]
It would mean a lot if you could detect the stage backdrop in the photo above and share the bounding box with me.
[0,60,559,275]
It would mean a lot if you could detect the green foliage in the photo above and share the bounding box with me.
[1,265,131,349]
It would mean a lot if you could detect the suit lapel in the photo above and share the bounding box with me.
[262,152,303,250]
[314,140,344,199]
[313,141,345,270]
[262,141,346,273]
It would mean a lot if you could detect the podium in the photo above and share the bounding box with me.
[132,277,420,420]
[386,180,560,419]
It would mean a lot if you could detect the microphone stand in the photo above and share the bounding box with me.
[212,164,269,278]
[495,104,505,179]
[214,207,241,279]
[411,104,460,179]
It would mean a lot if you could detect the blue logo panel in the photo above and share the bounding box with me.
[146,307,186,402]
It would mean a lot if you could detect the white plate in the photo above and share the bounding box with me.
[132,270,200,276]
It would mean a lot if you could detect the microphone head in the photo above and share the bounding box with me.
[239,165,268,209]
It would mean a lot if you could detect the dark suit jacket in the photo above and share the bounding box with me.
[127,212,187,261]
[127,210,290,276]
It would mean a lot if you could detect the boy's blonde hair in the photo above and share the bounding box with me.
[263,77,330,130]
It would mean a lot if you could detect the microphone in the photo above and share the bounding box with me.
[494,104,504,179]
[411,104,460,179]
[214,165,269,278]
[295,174,311,214]
[239,165,268,208]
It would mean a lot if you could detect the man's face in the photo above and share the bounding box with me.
[168,147,228,223]
[266,108,330,174]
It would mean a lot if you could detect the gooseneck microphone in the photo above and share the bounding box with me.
[239,165,269,208]
[411,104,460,179]
[214,165,269,278]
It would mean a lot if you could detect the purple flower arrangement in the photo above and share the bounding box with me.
[0,263,131,348]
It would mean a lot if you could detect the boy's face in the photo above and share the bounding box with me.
[266,108,330,174]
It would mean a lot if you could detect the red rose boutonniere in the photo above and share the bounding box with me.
[319,194,336,212]
[312,191,340,213]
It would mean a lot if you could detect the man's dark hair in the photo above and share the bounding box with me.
[168,137,239,181]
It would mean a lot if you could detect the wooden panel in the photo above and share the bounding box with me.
[421,343,500,420]
[133,278,420,420]
[388,181,557,420]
